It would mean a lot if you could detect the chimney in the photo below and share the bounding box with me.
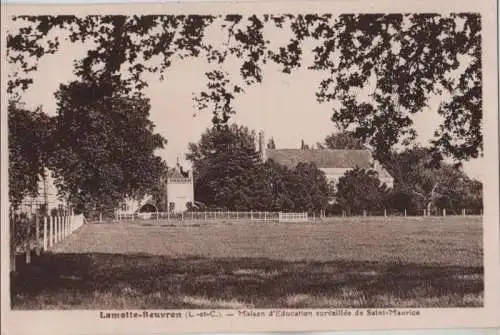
[258,131,266,162]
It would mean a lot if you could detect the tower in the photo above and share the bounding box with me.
[166,163,194,213]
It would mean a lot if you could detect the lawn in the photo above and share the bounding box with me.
[11,216,483,309]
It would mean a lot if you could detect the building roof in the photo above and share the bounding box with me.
[166,164,190,179]
[266,149,373,169]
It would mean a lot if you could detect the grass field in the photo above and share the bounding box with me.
[11,216,483,309]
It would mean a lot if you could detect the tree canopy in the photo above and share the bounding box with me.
[321,131,366,150]
[186,124,263,209]
[8,101,53,209]
[47,79,167,214]
[187,123,331,213]
[8,13,482,163]
[335,167,389,215]
[382,146,483,213]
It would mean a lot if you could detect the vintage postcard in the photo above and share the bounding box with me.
[1,0,499,334]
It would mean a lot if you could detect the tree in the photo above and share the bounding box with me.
[313,14,481,163]
[336,167,389,215]
[186,123,264,210]
[48,80,167,214]
[381,146,483,214]
[323,131,366,150]
[433,168,483,213]
[149,169,169,211]
[288,162,330,213]
[460,178,483,212]
[8,14,481,163]
[8,101,53,209]
[262,160,295,211]
[187,124,330,212]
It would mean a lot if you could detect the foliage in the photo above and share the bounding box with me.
[8,13,482,162]
[149,172,169,211]
[186,123,263,210]
[187,124,330,213]
[314,14,481,162]
[8,101,53,209]
[335,167,389,215]
[322,131,366,150]
[263,160,330,213]
[286,162,330,213]
[382,146,483,212]
[48,80,167,214]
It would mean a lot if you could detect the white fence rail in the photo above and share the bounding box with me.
[114,207,482,223]
[279,212,309,222]
[116,211,283,222]
[115,207,482,222]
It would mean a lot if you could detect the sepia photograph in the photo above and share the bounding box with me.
[1,0,499,334]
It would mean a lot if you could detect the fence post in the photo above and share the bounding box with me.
[68,212,72,234]
[65,213,69,237]
[53,215,57,244]
[363,210,366,217]
[26,216,31,264]
[204,212,207,221]
[10,213,16,272]
[59,215,62,241]
[99,212,102,224]
[62,213,65,239]
[61,213,65,238]
[251,210,253,221]
[54,216,58,243]
[443,208,446,217]
[384,209,387,217]
[43,216,48,251]
[404,209,407,217]
[62,214,65,239]
[56,215,60,242]
[49,216,54,247]
[181,211,184,221]
[35,213,41,256]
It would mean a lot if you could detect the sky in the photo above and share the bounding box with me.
[9,19,485,182]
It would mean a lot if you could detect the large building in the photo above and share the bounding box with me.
[257,132,394,189]
[15,168,68,214]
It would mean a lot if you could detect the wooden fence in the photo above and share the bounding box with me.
[10,212,87,271]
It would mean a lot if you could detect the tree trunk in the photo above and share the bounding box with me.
[426,201,432,216]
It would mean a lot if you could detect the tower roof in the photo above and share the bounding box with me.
[166,164,190,179]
